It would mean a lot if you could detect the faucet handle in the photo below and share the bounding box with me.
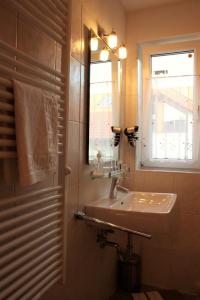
[117,185,129,193]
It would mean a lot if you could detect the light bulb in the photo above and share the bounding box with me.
[118,45,127,60]
[100,48,109,61]
[107,31,117,49]
[90,37,98,51]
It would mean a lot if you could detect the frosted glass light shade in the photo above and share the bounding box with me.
[90,37,98,51]
[118,45,127,59]
[107,31,117,49]
[100,48,109,61]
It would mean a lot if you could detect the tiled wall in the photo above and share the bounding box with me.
[0,1,126,300]
[64,1,126,299]
[125,0,200,294]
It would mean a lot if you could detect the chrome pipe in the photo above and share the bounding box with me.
[74,211,152,239]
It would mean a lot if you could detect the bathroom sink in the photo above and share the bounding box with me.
[86,191,176,214]
[85,191,177,234]
[109,191,176,214]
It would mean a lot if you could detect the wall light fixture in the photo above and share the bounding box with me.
[107,30,118,49]
[90,37,99,51]
[118,44,127,60]
[90,29,127,61]
[100,47,110,61]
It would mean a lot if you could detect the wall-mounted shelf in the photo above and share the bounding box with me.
[90,169,123,180]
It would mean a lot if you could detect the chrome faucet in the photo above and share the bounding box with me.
[109,177,129,199]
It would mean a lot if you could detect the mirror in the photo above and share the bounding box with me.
[88,30,122,165]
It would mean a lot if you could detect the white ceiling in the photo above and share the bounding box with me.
[120,0,185,12]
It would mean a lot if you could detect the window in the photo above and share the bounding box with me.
[140,42,200,170]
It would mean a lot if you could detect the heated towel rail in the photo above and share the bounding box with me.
[0,0,69,299]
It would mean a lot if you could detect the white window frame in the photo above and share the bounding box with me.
[138,40,200,170]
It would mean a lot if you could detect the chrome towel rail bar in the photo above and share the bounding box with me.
[74,211,152,239]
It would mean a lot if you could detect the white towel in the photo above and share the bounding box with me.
[13,80,58,186]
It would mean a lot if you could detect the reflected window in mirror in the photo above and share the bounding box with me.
[88,48,121,163]
[90,61,113,161]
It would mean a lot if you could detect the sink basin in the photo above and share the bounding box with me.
[109,192,176,214]
[85,191,177,234]
[86,191,176,214]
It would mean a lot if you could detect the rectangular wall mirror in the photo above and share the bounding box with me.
[88,30,122,164]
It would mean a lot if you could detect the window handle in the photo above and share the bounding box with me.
[198,105,200,121]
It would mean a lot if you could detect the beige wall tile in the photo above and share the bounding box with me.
[66,219,117,300]
[176,191,200,215]
[66,180,79,221]
[174,172,200,193]
[124,92,138,126]
[171,213,200,250]
[69,56,81,122]
[142,232,172,250]
[170,248,200,293]
[132,171,146,191]
[81,24,90,66]
[67,121,80,187]
[71,0,82,61]
[135,171,175,193]
[141,246,172,289]
[80,63,89,124]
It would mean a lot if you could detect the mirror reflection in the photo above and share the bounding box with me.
[88,31,121,164]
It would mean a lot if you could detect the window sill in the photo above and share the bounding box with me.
[137,165,200,174]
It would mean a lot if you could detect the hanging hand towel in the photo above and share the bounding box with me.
[13,80,58,186]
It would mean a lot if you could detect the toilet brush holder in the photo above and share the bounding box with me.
[118,253,141,292]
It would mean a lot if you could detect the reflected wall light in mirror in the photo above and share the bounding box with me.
[90,30,127,61]
[100,47,110,61]
[90,36,99,51]
[118,45,127,60]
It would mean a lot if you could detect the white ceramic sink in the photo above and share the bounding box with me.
[110,192,176,214]
[85,191,177,234]
[86,191,176,214]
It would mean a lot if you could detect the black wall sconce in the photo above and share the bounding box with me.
[124,126,139,147]
[111,126,122,147]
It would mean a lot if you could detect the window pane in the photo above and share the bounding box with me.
[152,51,194,77]
[90,61,112,83]
[151,51,194,161]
